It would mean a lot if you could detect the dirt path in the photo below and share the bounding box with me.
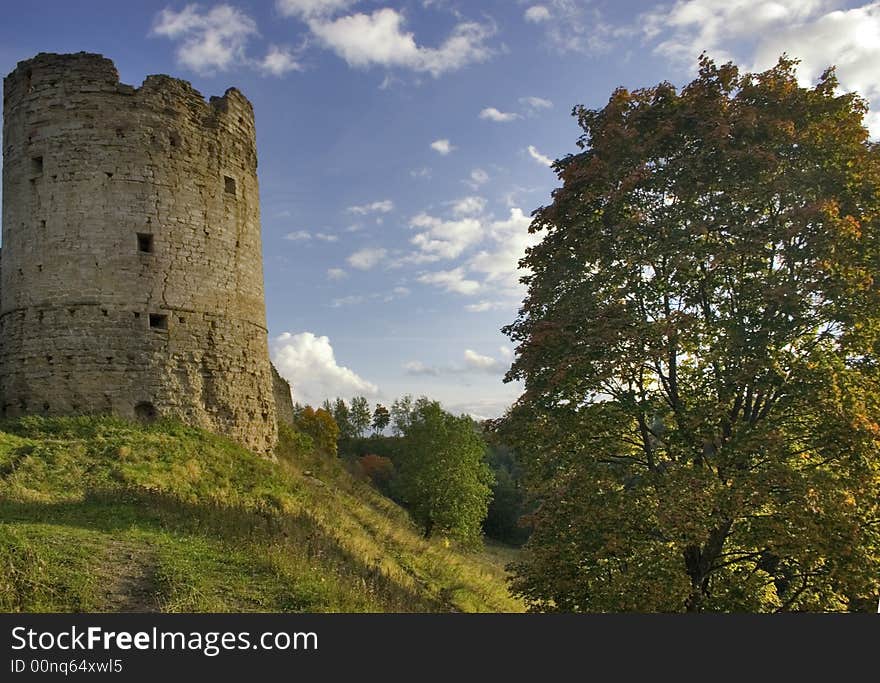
[94,540,161,612]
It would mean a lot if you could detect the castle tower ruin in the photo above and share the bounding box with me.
[0,52,278,453]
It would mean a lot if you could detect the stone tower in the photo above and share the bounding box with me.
[0,52,277,453]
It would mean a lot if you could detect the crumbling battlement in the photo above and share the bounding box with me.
[0,52,279,453]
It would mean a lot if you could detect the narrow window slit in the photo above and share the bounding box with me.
[149,313,168,330]
[137,233,154,253]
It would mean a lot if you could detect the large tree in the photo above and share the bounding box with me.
[395,399,494,543]
[350,396,372,438]
[501,56,880,612]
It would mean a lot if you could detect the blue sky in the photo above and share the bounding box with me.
[2,0,878,417]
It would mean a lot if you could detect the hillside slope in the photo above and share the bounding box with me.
[0,417,522,613]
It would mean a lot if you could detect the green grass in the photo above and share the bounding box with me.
[0,416,522,613]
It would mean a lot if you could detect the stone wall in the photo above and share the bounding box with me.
[0,52,277,453]
[271,363,295,427]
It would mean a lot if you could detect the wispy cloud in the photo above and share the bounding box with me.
[347,199,394,215]
[527,144,553,166]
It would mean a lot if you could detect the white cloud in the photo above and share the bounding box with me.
[409,213,483,261]
[479,107,520,122]
[152,4,258,74]
[640,0,828,64]
[276,0,356,19]
[450,196,487,217]
[403,360,440,376]
[464,300,504,313]
[468,208,538,293]
[527,144,554,166]
[525,5,551,23]
[306,8,494,76]
[404,348,508,377]
[639,1,880,137]
[285,230,337,242]
[431,139,455,155]
[464,349,507,375]
[520,95,553,111]
[524,0,629,54]
[327,267,348,280]
[259,44,302,75]
[417,267,480,295]
[445,397,517,421]
[347,247,387,269]
[271,331,378,406]
[347,199,394,215]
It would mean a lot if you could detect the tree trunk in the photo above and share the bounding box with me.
[683,520,733,612]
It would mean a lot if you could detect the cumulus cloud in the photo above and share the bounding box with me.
[527,144,554,166]
[639,1,880,137]
[524,5,551,23]
[258,44,302,75]
[431,139,455,155]
[409,213,483,261]
[450,196,487,217]
[151,4,258,74]
[347,247,387,270]
[271,331,378,406]
[640,0,828,64]
[417,267,481,295]
[463,349,504,373]
[469,208,539,292]
[305,8,494,76]
[479,107,520,122]
[347,199,394,215]
[411,166,432,179]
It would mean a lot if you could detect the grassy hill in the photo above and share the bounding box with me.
[0,416,522,613]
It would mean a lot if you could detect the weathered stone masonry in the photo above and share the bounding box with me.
[0,52,282,453]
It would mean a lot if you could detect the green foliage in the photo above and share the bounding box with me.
[394,400,494,545]
[482,441,530,546]
[371,404,391,434]
[331,399,354,441]
[293,406,339,457]
[501,56,880,612]
[349,397,372,438]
